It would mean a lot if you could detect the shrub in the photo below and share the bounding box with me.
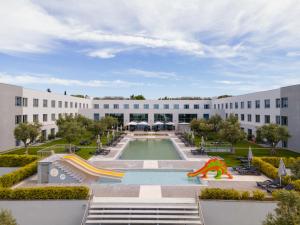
[79,139,91,146]
[290,158,300,179]
[252,190,265,200]
[252,157,278,179]
[0,155,38,167]
[200,188,266,200]
[260,157,298,168]
[0,161,37,188]
[0,209,18,225]
[292,180,300,192]
[0,186,89,200]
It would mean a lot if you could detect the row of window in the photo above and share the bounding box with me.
[15,113,78,124]
[215,97,288,110]
[15,97,89,109]
[93,103,211,110]
[226,113,288,126]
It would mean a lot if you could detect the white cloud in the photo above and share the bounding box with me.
[214,80,243,85]
[126,69,181,80]
[0,73,144,88]
[87,48,126,59]
[2,0,299,59]
[287,52,300,57]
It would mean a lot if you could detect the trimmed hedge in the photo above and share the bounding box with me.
[259,157,300,168]
[200,188,265,200]
[0,155,38,167]
[0,186,89,200]
[0,161,37,188]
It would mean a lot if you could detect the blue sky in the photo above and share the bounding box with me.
[0,0,300,98]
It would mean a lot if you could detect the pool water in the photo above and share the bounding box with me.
[99,171,201,185]
[119,139,181,160]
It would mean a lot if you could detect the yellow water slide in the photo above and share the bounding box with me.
[62,155,124,179]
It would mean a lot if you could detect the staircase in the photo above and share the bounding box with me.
[83,197,204,225]
[53,161,86,183]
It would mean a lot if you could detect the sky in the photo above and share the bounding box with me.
[0,0,300,98]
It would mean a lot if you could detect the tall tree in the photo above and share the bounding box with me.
[219,114,245,153]
[14,123,41,154]
[263,190,300,225]
[257,124,291,155]
[208,114,223,132]
[0,209,18,225]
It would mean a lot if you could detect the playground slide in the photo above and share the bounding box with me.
[63,155,124,179]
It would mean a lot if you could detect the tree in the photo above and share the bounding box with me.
[263,190,300,225]
[14,123,41,154]
[219,115,245,153]
[190,119,213,139]
[57,121,86,152]
[208,114,223,132]
[257,124,291,155]
[0,209,18,225]
[130,94,145,100]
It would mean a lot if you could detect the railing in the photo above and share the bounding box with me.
[195,191,205,225]
[80,190,93,225]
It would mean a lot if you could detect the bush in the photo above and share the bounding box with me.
[252,157,278,179]
[0,155,38,167]
[0,161,37,188]
[0,209,18,225]
[290,158,300,179]
[260,157,298,168]
[252,190,265,200]
[79,139,91,146]
[292,180,300,192]
[0,186,89,200]
[200,188,266,200]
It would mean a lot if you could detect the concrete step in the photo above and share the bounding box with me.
[87,214,200,219]
[90,204,198,210]
[85,219,202,224]
[88,209,199,214]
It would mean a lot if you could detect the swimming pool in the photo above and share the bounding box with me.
[119,139,181,160]
[99,170,201,185]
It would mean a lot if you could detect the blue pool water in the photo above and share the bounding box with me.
[99,171,201,185]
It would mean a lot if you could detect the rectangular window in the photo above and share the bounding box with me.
[214,104,216,109]
[247,101,252,109]
[123,104,129,109]
[94,104,99,109]
[184,104,189,109]
[58,101,62,108]
[281,116,288,126]
[22,115,28,123]
[15,115,22,124]
[103,104,109,109]
[240,102,244,109]
[276,115,281,124]
[247,114,252,122]
[194,104,199,109]
[230,103,233,109]
[33,98,39,107]
[218,104,220,109]
[173,104,179,109]
[15,96,22,106]
[153,104,159,109]
[70,102,73,108]
[64,101,68,108]
[143,104,149,109]
[255,100,260,109]
[276,98,281,108]
[225,103,228,109]
[114,104,119,109]
[79,103,82,108]
[43,99,48,108]
[164,104,169,109]
[281,97,288,108]
[75,102,77,108]
[221,104,224,109]
[264,99,270,108]
[51,113,56,121]
[241,114,245,121]
[203,114,210,120]
[33,114,39,123]
[255,115,260,123]
[51,100,55,108]
[235,102,238,109]
[43,114,48,122]
[134,104,139,109]
[94,113,100,121]
[204,104,210,109]
[22,98,28,107]
[264,115,270,124]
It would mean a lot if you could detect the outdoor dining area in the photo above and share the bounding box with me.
[126,121,175,131]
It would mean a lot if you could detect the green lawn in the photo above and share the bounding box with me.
[208,140,300,166]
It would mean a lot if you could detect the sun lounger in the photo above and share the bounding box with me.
[257,178,280,189]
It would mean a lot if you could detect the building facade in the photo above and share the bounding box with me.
[0,83,299,152]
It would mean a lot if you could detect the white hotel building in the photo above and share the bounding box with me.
[1,83,300,153]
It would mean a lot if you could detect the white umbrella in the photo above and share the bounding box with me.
[248,146,253,168]
[278,158,287,186]
[112,130,115,139]
[166,122,174,125]
[96,135,102,149]
[138,121,148,125]
[201,136,205,148]
[127,121,137,126]
[107,132,110,142]
[120,125,123,131]
[154,121,164,125]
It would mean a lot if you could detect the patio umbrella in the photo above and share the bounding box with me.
[278,158,287,186]
[154,121,164,125]
[127,121,137,126]
[248,146,253,168]
[201,136,205,148]
[120,125,123,131]
[138,121,149,126]
[107,132,110,143]
[96,135,102,149]
[112,130,115,139]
